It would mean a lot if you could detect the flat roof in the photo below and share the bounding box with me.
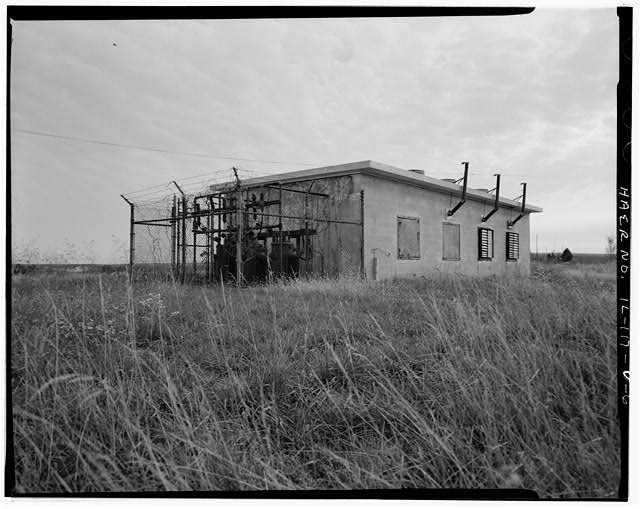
[210,160,542,213]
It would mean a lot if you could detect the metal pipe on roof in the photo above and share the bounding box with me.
[481,174,501,223]
[507,182,527,228]
[446,162,469,217]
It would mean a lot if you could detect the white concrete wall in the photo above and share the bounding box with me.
[360,174,531,280]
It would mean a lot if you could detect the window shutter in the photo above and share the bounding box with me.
[397,216,420,259]
[443,223,460,260]
[506,232,520,260]
[478,228,493,260]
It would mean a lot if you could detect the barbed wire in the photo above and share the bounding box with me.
[123,166,271,206]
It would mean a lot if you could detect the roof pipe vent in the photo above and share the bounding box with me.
[507,182,527,228]
[446,162,470,217]
[409,169,425,175]
[481,174,501,223]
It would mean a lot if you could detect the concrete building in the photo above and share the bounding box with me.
[212,160,542,280]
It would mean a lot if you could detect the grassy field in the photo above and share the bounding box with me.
[9,261,619,496]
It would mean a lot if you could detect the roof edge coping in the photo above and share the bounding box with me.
[209,160,543,213]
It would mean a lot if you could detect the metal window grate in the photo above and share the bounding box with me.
[397,216,420,260]
[506,231,520,260]
[478,227,494,260]
[443,222,460,261]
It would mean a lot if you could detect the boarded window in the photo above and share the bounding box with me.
[506,232,520,260]
[442,223,460,261]
[478,228,494,260]
[397,216,420,259]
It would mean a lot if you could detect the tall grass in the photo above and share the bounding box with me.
[10,262,619,496]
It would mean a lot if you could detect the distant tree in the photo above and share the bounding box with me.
[560,248,573,263]
[606,235,616,261]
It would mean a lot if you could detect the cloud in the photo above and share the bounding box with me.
[331,35,355,63]
[10,11,618,261]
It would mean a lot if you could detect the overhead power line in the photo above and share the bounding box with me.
[14,127,544,181]
[13,128,319,167]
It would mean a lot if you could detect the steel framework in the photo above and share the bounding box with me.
[126,178,364,284]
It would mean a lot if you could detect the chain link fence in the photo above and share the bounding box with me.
[127,176,364,284]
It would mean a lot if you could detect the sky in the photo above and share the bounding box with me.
[9,9,619,263]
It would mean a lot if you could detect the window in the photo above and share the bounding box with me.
[397,216,420,259]
[443,223,460,261]
[506,232,520,260]
[478,228,494,260]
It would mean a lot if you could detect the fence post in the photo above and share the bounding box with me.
[171,195,177,278]
[360,189,365,279]
[279,183,283,276]
[121,195,135,279]
[193,204,197,281]
[304,182,314,275]
[129,203,135,278]
[181,197,187,283]
[176,200,181,278]
[206,197,212,282]
[171,181,187,284]
[236,190,243,285]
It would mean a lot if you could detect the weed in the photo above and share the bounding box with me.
[10,262,619,496]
